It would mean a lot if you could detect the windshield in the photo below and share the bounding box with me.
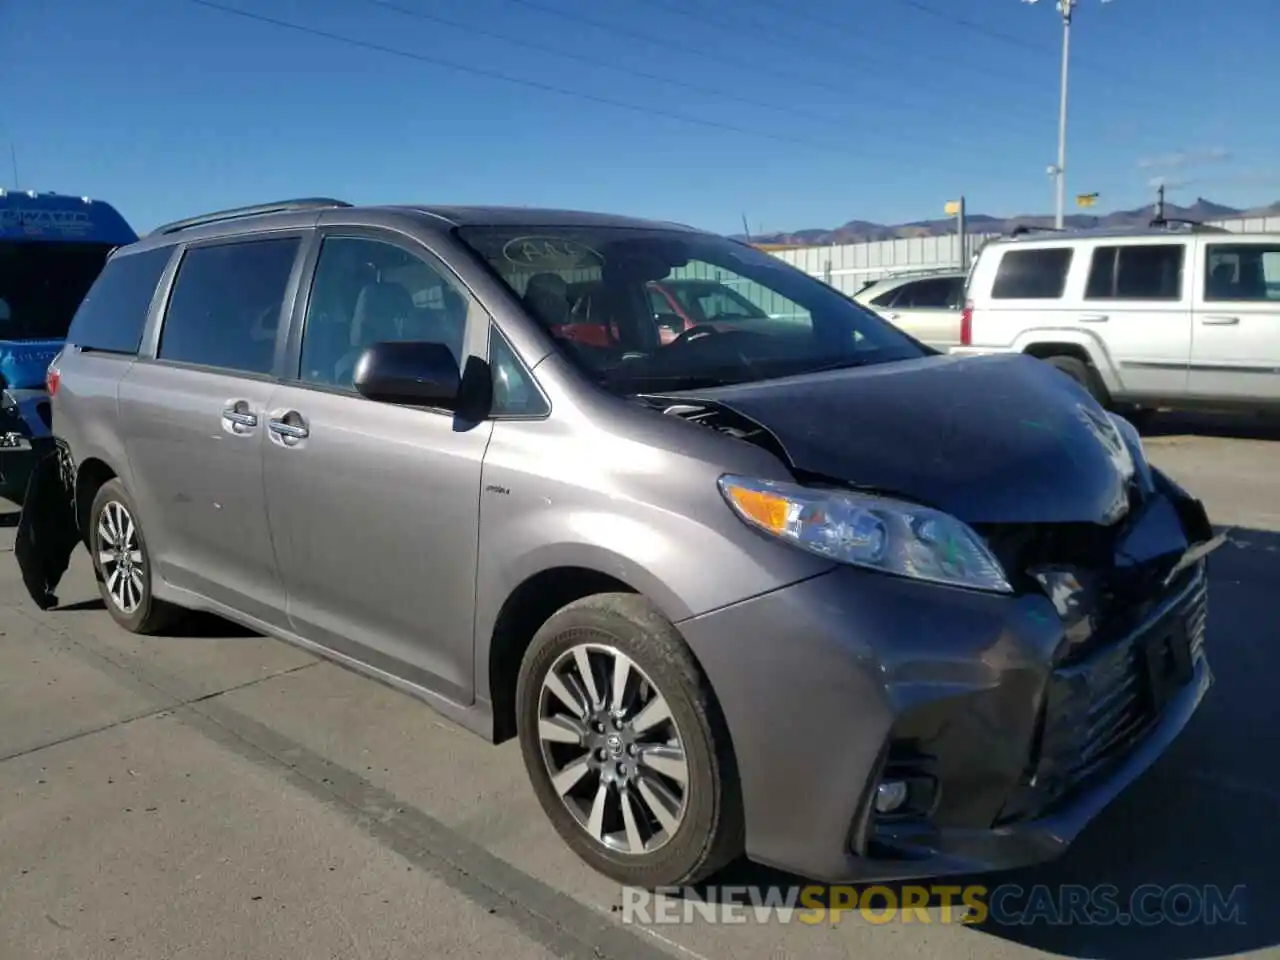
[456,225,927,393]
[0,241,116,341]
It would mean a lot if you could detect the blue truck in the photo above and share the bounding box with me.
[0,189,138,501]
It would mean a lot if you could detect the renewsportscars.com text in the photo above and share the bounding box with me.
[620,883,1248,927]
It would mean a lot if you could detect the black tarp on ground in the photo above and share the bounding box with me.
[13,438,81,610]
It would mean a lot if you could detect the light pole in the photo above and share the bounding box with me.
[1052,0,1072,228]
[1024,0,1099,229]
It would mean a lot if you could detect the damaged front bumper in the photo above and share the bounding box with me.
[677,469,1216,883]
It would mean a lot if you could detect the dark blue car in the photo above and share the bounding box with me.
[0,189,137,500]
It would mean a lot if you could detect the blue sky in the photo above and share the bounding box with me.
[3,0,1278,235]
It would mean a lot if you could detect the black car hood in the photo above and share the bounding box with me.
[678,353,1135,525]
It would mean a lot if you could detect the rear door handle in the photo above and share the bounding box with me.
[268,414,310,442]
[1200,315,1240,325]
[1079,314,1109,323]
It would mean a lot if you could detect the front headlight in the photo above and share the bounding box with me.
[718,475,1013,594]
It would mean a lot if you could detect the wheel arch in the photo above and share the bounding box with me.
[1012,329,1121,395]
[486,565,638,744]
[482,544,698,744]
[73,456,121,549]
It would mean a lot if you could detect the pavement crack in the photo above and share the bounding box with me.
[0,703,178,764]
[0,661,321,765]
[186,659,322,703]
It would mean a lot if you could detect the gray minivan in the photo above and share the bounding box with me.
[36,198,1217,888]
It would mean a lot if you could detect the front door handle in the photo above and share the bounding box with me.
[1079,314,1109,323]
[1201,315,1240,325]
[268,413,310,442]
[221,401,258,433]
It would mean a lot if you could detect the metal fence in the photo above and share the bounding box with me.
[499,259,811,323]
[668,260,807,321]
[766,215,1280,296]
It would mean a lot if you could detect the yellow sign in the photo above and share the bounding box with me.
[1076,193,1099,208]
[944,200,962,216]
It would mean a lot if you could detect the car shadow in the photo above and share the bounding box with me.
[1137,410,1280,442]
[54,596,261,639]
[689,526,1278,959]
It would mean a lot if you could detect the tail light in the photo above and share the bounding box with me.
[46,364,61,397]
[959,300,973,346]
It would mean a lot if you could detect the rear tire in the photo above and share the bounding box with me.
[1043,354,1109,407]
[89,479,181,634]
[515,593,743,888]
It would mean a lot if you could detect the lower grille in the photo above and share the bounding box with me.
[1020,568,1207,807]
[1188,593,1207,661]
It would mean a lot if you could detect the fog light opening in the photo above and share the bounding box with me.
[874,778,909,814]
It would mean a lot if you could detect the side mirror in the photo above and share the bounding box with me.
[353,340,460,408]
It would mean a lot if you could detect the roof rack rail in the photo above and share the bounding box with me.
[882,265,967,278]
[1147,216,1231,233]
[153,197,352,236]
[1008,224,1065,237]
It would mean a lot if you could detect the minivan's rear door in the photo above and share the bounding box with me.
[117,234,307,625]
[1190,236,1280,403]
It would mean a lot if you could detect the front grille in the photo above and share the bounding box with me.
[1188,592,1207,661]
[1022,568,1207,804]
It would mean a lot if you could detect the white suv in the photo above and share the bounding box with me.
[952,225,1280,415]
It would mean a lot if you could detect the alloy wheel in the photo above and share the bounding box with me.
[97,500,145,615]
[536,643,690,855]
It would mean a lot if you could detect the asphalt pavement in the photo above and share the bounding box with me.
[1,412,1277,960]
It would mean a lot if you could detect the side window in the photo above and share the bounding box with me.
[869,287,899,307]
[902,278,954,308]
[158,237,300,375]
[648,285,684,338]
[648,286,680,319]
[299,236,471,389]
[991,248,1073,300]
[66,246,173,354]
[696,287,757,319]
[1205,243,1280,302]
[489,324,548,417]
[1085,245,1184,300]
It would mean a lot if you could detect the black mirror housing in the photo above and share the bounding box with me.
[353,341,461,408]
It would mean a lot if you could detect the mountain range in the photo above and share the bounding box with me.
[739,198,1280,247]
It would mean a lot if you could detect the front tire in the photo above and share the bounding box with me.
[89,479,180,634]
[515,593,743,887]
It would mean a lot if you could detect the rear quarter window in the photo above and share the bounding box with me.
[65,245,174,354]
[990,247,1073,300]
